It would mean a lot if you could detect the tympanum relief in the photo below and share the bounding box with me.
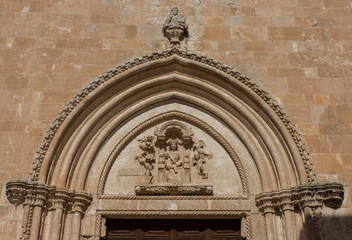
[104,117,243,196]
[134,121,214,195]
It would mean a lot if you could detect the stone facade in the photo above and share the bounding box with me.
[1,0,351,239]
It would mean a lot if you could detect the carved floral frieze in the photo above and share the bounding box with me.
[135,121,213,187]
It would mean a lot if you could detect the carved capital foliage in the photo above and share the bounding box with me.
[6,181,92,214]
[50,188,73,210]
[6,181,29,207]
[6,181,52,207]
[255,183,344,215]
[72,191,93,214]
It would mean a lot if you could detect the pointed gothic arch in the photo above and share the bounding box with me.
[6,48,343,240]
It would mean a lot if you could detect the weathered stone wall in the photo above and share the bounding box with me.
[1,0,351,238]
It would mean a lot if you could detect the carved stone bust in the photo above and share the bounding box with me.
[162,7,188,47]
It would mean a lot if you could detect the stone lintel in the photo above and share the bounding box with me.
[135,185,213,195]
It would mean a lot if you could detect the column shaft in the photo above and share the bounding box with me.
[29,206,43,240]
[52,208,64,240]
[71,211,82,240]
[42,210,54,240]
[283,211,296,240]
[265,213,276,240]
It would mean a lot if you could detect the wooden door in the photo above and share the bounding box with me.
[105,219,244,240]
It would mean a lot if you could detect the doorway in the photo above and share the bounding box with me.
[105,219,244,240]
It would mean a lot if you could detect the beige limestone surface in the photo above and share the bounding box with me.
[1,0,352,239]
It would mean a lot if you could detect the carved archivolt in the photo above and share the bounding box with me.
[255,183,344,214]
[28,47,315,185]
[98,111,249,196]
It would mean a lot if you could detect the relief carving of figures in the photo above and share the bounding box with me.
[135,121,213,185]
[165,134,183,184]
[193,140,213,179]
[135,136,155,184]
[162,7,188,47]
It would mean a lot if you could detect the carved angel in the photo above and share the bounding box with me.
[136,135,156,184]
[137,135,154,151]
[135,152,155,184]
[192,140,213,179]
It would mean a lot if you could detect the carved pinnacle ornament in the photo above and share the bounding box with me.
[162,7,188,47]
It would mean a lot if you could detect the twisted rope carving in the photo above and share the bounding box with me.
[98,210,249,217]
[99,195,248,200]
[97,111,249,196]
[94,214,102,238]
[245,216,252,240]
[22,206,33,240]
[29,47,315,183]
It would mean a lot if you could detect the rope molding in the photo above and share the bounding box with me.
[99,194,248,200]
[243,216,252,240]
[28,47,315,184]
[97,210,250,217]
[98,111,249,196]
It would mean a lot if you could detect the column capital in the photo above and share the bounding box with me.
[6,181,92,214]
[72,191,93,215]
[255,183,344,215]
[50,188,73,210]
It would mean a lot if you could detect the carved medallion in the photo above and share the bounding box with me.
[134,121,213,194]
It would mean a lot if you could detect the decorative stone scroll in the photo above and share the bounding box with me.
[135,185,213,195]
[255,183,344,214]
[135,121,213,189]
[162,7,188,47]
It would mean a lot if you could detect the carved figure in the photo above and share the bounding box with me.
[192,140,213,179]
[165,134,183,184]
[138,135,154,151]
[135,153,155,184]
[162,7,188,46]
[135,136,156,184]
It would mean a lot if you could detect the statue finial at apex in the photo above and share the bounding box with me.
[163,7,188,47]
